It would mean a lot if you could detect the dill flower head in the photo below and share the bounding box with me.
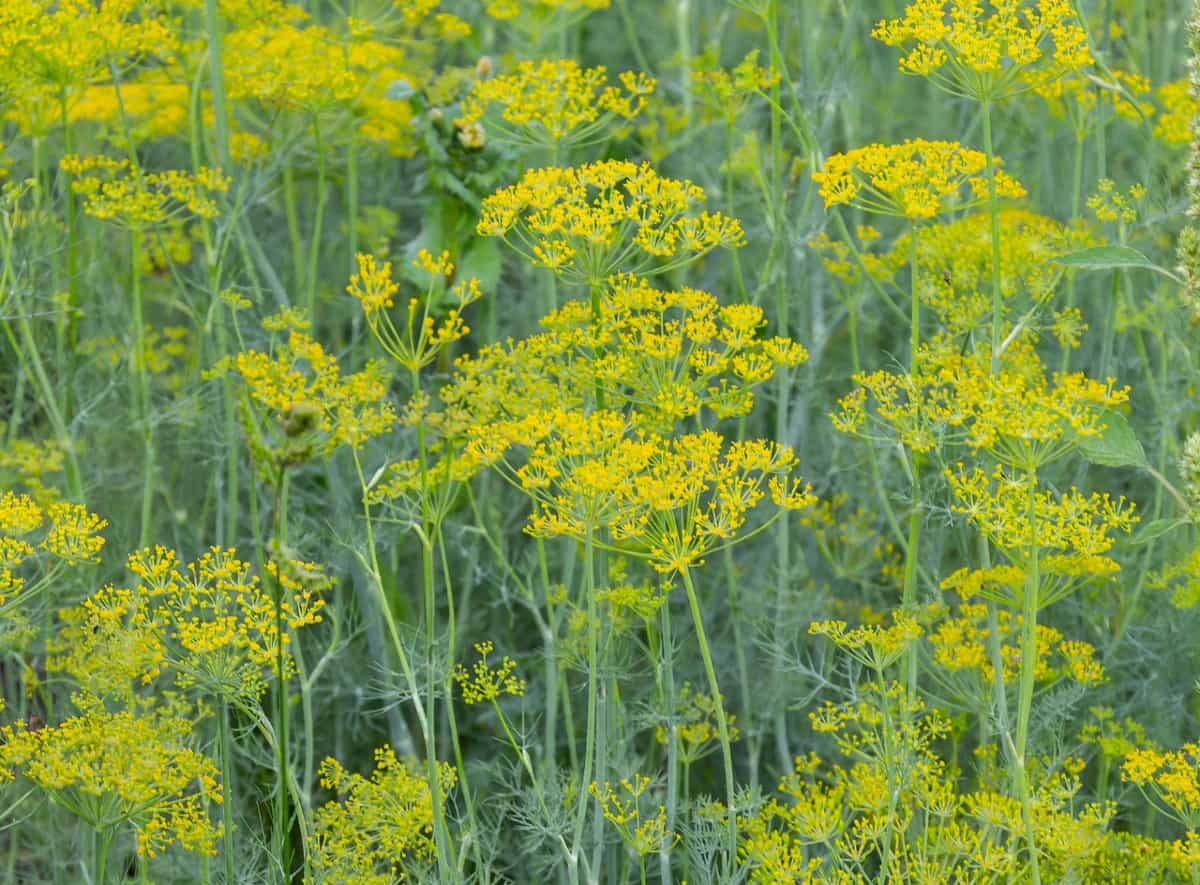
[1154,79,1197,147]
[0,708,221,858]
[453,640,526,704]
[589,774,675,857]
[1123,741,1200,830]
[440,273,806,435]
[50,545,327,703]
[889,209,1096,336]
[809,613,924,672]
[833,337,1128,468]
[477,160,744,285]
[943,465,1137,608]
[308,746,457,884]
[654,683,740,764]
[0,0,177,135]
[457,59,654,146]
[60,154,230,229]
[482,410,813,572]
[815,139,1026,220]
[347,250,482,373]
[930,603,1105,687]
[210,320,396,466]
[873,0,1092,101]
[0,491,106,647]
[691,50,780,124]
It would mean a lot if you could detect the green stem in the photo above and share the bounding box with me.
[679,566,738,864]
[981,99,1003,368]
[306,116,328,324]
[1014,466,1042,885]
[130,229,154,547]
[569,526,600,885]
[219,702,237,884]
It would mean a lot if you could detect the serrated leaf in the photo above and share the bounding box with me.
[1054,245,1183,283]
[1130,518,1189,547]
[1075,409,1147,468]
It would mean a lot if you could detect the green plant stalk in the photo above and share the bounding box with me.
[218,701,237,885]
[130,229,155,548]
[981,99,1004,366]
[902,224,922,703]
[282,164,305,296]
[766,0,793,775]
[537,538,560,781]
[676,0,693,128]
[1014,466,1041,885]
[1059,131,1087,375]
[658,599,677,885]
[269,470,292,883]
[679,565,738,862]
[569,526,600,885]
[305,116,328,323]
[59,87,79,421]
[351,450,428,741]
[410,367,453,879]
[1,262,83,500]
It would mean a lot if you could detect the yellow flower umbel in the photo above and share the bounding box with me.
[943,465,1136,609]
[890,209,1096,337]
[212,315,396,470]
[0,0,177,137]
[873,0,1092,101]
[456,59,654,146]
[930,603,1105,691]
[60,155,230,229]
[477,160,744,286]
[50,545,327,705]
[654,683,741,765]
[0,490,106,648]
[589,774,676,861]
[453,640,526,704]
[0,708,222,863]
[816,139,1025,221]
[308,746,457,885]
[1124,740,1200,832]
[833,337,1128,468]
[809,613,924,673]
[347,250,482,374]
[1154,79,1198,147]
[481,411,812,573]
[440,272,806,433]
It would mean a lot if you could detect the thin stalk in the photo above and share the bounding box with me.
[1014,466,1042,885]
[569,526,600,885]
[902,224,921,703]
[305,116,328,323]
[657,599,677,885]
[130,229,155,548]
[218,702,237,884]
[981,99,1004,367]
[679,566,737,863]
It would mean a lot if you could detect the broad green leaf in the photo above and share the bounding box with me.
[1074,409,1148,468]
[1054,246,1183,283]
[1130,518,1190,547]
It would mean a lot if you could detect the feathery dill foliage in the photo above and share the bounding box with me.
[2,0,1200,882]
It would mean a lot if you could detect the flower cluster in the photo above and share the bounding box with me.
[456,59,654,145]
[816,139,1026,220]
[477,160,744,284]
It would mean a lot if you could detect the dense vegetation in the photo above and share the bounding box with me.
[3,0,1200,882]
